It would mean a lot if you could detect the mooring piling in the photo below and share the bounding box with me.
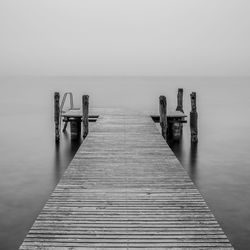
[54,92,60,142]
[62,119,68,132]
[82,95,89,139]
[176,88,184,113]
[175,88,184,138]
[159,95,167,140]
[190,92,198,143]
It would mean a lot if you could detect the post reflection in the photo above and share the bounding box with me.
[54,141,61,183]
[53,131,82,184]
[168,138,185,166]
[189,142,198,181]
[167,136,198,182]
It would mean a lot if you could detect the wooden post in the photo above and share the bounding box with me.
[176,88,184,113]
[176,88,184,136]
[82,95,89,139]
[159,96,167,140]
[190,92,198,143]
[54,92,60,142]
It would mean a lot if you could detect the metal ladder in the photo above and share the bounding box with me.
[60,92,77,132]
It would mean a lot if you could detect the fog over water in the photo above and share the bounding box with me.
[1,1,250,76]
[0,76,250,249]
[1,1,250,249]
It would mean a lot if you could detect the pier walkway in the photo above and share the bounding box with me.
[20,110,233,249]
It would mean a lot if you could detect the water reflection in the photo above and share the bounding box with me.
[53,131,82,183]
[167,137,185,164]
[1,77,250,249]
[167,135,198,182]
[54,142,61,183]
[189,142,198,180]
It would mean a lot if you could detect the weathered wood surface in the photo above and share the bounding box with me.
[54,92,60,142]
[159,96,167,140]
[176,88,184,113]
[82,95,89,139]
[20,110,233,249]
[190,92,198,143]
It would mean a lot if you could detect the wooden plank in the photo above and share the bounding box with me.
[19,109,233,249]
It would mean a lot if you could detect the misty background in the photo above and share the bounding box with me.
[1,1,250,250]
[1,0,250,77]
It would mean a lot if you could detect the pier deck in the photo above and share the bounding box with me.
[20,110,233,249]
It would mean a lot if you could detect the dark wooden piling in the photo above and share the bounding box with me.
[54,92,60,142]
[176,88,184,137]
[190,92,198,143]
[82,95,89,139]
[176,88,184,113]
[159,95,167,140]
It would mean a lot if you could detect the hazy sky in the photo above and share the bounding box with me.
[1,0,250,76]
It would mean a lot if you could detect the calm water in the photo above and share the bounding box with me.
[0,76,250,250]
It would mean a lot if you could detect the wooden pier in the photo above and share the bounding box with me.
[20,109,233,249]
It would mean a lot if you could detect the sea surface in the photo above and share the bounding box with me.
[0,76,249,250]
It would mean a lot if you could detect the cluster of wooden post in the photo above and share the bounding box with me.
[54,90,197,143]
[159,89,198,143]
[54,93,89,142]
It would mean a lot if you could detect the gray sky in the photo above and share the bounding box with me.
[1,0,250,76]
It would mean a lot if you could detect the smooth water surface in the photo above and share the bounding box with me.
[0,76,250,250]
